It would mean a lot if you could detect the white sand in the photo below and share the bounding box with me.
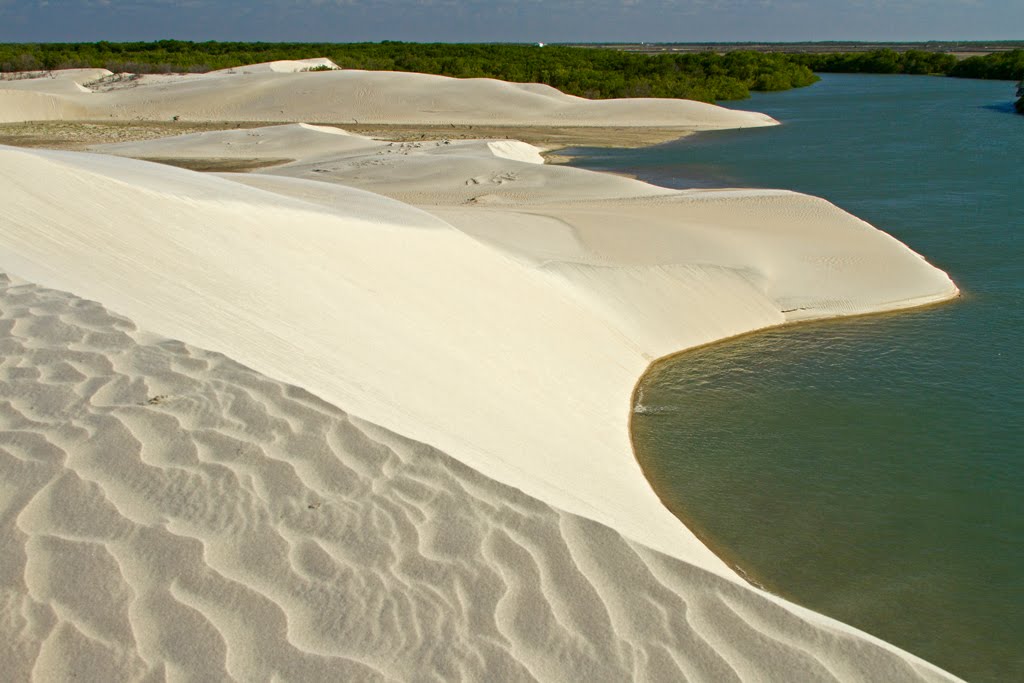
[0,68,113,87]
[0,91,90,123]
[2,61,777,129]
[0,66,962,681]
[97,122,386,162]
[0,69,110,121]
[0,276,958,681]
[207,57,341,74]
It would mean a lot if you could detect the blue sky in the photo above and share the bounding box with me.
[1,0,1021,43]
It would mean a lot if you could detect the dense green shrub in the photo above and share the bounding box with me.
[950,50,1024,80]
[792,48,1024,82]
[0,41,819,102]
[791,49,957,76]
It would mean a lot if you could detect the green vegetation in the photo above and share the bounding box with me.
[950,50,1024,80]
[792,48,1024,81]
[792,49,958,75]
[0,41,818,102]
[6,41,1021,108]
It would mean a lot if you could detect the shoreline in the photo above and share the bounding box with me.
[0,115,962,585]
[0,64,965,681]
[626,293,961,599]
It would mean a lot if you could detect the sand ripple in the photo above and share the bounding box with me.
[0,275,958,681]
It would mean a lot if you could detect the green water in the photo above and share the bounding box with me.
[568,74,1023,682]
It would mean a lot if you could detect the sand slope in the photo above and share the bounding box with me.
[0,91,90,123]
[0,145,731,574]
[0,68,112,88]
[0,142,957,579]
[1,276,958,682]
[97,123,672,204]
[0,69,109,122]
[208,57,341,74]
[1,64,777,131]
[97,122,384,162]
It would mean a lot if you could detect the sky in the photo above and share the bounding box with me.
[0,0,1022,44]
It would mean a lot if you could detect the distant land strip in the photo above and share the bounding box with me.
[564,42,1024,58]
[1,42,1021,104]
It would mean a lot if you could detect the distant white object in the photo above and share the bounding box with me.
[537,42,545,47]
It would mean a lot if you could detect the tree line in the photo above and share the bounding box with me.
[2,42,1021,107]
[791,49,1024,114]
[0,41,818,102]
[792,48,1024,80]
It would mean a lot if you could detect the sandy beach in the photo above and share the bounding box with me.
[1,60,961,681]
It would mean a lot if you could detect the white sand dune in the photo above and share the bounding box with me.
[208,57,341,74]
[0,276,957,681]
[0,69,112,120]
[0,78,92,95]
[96,122,386,162]
[257,135,677,205]
[0,68,113,87]
[0,145,730,572]
[0,90,90,123]
[1,63,777,130]
[0,145,960,680]
[45,68,114,84]
[100,124,953,323]
[95,123,676,203]
[0,67,963,680]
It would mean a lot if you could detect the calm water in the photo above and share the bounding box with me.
[568,74,1023,682]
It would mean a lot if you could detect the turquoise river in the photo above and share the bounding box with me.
[567,73,1023,682]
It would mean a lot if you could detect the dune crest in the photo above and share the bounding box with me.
[0,62,777,130]
[208,57,341,74]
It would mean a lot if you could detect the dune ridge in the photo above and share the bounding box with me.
[1,61,776,130]
[1,276,958,681]
[0,66,962,680]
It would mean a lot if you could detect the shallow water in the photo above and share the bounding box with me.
[567,74,1024,682]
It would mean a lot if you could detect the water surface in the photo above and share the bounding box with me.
[569,74,1023,682]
